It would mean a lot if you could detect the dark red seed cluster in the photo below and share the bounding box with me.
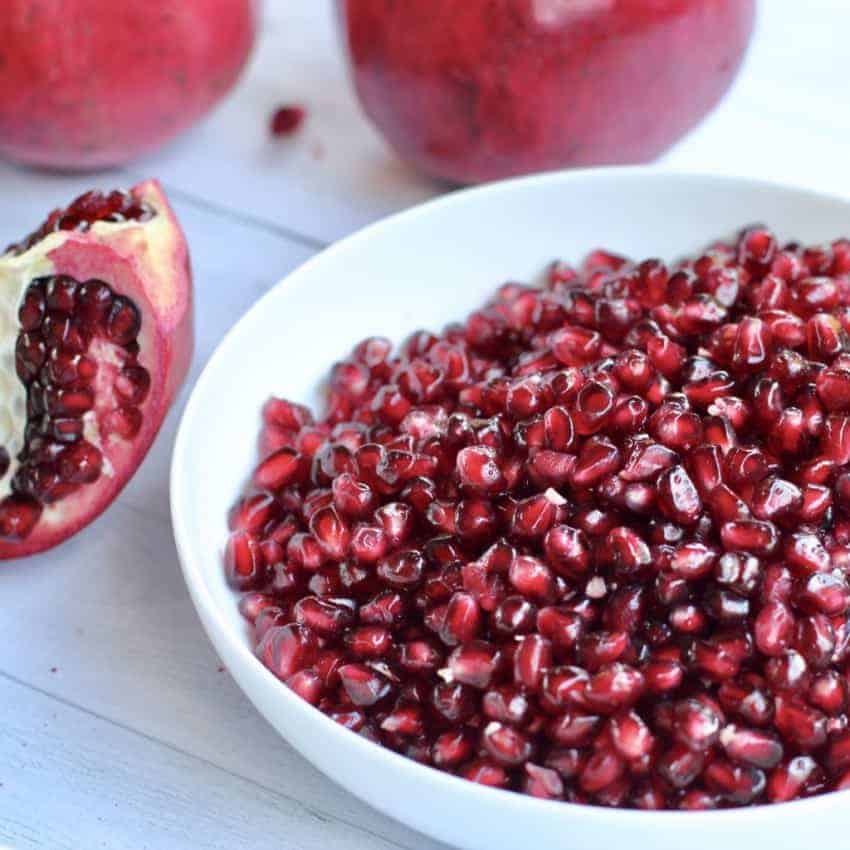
[0,275,150,540]
[228,227,850,809]
[7,189,154,256]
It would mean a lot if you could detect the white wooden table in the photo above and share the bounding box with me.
[0,2,847,847]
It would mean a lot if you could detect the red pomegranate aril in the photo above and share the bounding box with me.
[537,606,584,649]
[720,519,779,555]
[224,531,267,591]
[253,448,304,491]
[238,592,277,624]
[508,556,555,603]
[338,663,393,706]
[705,760,766,805]
[359,590,404,626]
[256,624,318,681]
[254,605,290,641]
[571,435,622,487]
[544,525,591,577]
[482,684,531,727]
[427,728,473,768]
[447,640,501,689]
[767,756,820,803]
[285,532,325,571]
[607,710,655,760]
[481,721,534,767]
[438,592,481,646]
[431,680,476,724]
[397,640,443,676]
[521,763,564,800]
[784,532,830,575]
[509,492,561,539]
[491,595,538,636]
[309,506,350,560]
[547,706,603,747]
[377,549,425,589]
[720,725,784,769]
[332,473,377,519]
[293,596,355,637]
[754,601,795,656]
[643,658,684,694]
[774,695,827,751]
[809,670,847,715]
[456,445,505,493]
[513,633,552,691]
[673,698,722,752]
[349,524,389,564]
[579,630,630,670]
[461,759,509,788]
[584,663,645,714]
[657,465,702,526]
[579,748,625,795]
[797,572,850,616]
[286,669,324,705]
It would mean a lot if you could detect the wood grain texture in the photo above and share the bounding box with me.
[0,674,440,850]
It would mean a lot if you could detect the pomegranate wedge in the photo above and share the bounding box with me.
[0,180,192,557]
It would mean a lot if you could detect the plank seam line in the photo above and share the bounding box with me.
[124,172,331,252]
[0,669,423,850]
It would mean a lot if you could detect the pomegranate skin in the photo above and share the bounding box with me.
[0,0,255,170]
[0,180,193,558]
[342,0,755,184]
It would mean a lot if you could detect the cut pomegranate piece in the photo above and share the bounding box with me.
[228,224,850,810]
[1,181,191,557]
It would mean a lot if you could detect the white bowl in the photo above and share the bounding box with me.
[172,168,850,850]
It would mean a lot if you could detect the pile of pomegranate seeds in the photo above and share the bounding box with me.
[227,227,850,809]
[9,275,148,511]
[7,190,154,256]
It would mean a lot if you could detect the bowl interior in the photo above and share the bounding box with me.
[172,168,850,850]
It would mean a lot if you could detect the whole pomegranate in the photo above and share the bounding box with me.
[342,0,756,184]
[0,181,193,557]
[0,0,256,170]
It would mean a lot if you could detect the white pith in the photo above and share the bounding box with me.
[0,219,138,501]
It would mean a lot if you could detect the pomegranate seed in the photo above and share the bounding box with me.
[431,728,474,767]
[482,721,534,767]
[774,695,827,750]
[508,555,555,602]
[286,669,324,705]
[439,592,481,646]
[579,748,625,794]
[256,625,318,680]
[704,760,766,804]
[673,698,722,752]
[767,756,821,803]
[447,640,501,689]
[461,759,509,788]
[584,663,645,714]
[607,710,655,760]
[270,105,305,136]
[720,724,784,769]
[513,634,552,691]
[377,549,425,589]
[456,445,505,493]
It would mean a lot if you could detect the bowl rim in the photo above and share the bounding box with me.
[171,164,850,825]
